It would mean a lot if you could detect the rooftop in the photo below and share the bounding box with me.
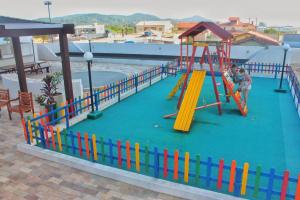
[176,22,198,29]
[233,31,280,46]
[136,21,173,26]
[179,21,233,40]
[220,17,256,28]
[283,34,300,48]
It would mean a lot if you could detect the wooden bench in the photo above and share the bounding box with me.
[0,61,50,75]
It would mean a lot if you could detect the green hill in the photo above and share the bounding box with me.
[37,13,161,25]
[36,13,209,26]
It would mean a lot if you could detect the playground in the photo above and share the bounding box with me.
[21,22,300,199]
[69,74,300,176]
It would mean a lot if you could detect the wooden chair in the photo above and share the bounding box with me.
[0,89,12,120]
[9,91,34,119]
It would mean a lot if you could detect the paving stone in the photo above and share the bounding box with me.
[0,90,186,200]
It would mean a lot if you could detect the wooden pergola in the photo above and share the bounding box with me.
[0,16,74,101]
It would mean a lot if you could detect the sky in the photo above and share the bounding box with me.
[0,0,299,27]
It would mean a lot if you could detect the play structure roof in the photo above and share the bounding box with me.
[178,22,233,41]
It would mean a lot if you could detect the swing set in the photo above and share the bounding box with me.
[165,22,247,132]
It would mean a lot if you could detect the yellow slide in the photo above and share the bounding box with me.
[167,74,187,99]
[174,70,206,132]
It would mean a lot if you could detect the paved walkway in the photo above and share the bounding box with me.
[0,111,185,200]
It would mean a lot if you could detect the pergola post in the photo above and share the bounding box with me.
[59,33,74,101]
[11,37,27,92]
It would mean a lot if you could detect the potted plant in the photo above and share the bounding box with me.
[36,72,63,122]
[51,72,64,106]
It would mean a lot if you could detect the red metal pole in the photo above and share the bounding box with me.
[180,38,183,69]
[200,45,207,65]
[228,40,232,67]
[177,45,197,109]
[186,37,189,68]
[217,44,230,103]
[207,47,222,115]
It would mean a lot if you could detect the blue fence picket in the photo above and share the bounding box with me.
[266,168,275,200]
[39,125,46,148]
[154,147,159,178]
[25,121,31,145]
[234,168,242,196]
[90,139,95,162]
[65,106,69,128]
[206,157,212,187]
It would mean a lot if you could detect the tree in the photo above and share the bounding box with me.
[258,22,267,27]
[264,28,279,34]
[3,37,10,44]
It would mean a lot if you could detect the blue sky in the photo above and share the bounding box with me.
[0,0,299,26]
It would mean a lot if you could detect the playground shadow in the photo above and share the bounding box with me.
[222,108,242,116]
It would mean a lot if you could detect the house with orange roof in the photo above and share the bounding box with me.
[175,22,198,33]
[218,17,279,46]
[233,31,280,46]
[220,17,256,32]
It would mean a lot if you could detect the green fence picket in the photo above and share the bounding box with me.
[195,155,200,185]
[253,166,261,198]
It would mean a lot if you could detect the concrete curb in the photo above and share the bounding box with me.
[18,144,245,200]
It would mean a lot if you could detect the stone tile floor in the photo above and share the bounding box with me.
[0,110,185,200]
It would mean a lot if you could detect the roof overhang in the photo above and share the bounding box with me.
[178,22,233,41]
[0,23,74,37]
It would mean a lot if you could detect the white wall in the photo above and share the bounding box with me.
[1,74,83,100]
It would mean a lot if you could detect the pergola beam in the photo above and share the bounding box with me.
[59,33,74,102]
[0,19,75,101]
[0,24,74,37]
[11,37,27,92]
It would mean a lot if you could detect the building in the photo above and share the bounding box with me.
[232,31,280,46]
[75,24,106,37]
[0,36,34,60]
[136,21,173,34]
[175,22,198,33]
[220,17,256,33]
[270,26,298,33]
[283,34,300,48]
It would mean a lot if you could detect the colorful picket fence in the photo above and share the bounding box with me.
[21,123,300,200]
[21,60,300,200]
[286,66,300,112]
[180,57,289,79]
[28,64,178,128]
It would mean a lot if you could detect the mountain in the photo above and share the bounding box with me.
[36,13,209,25]
[37,13,160,25]
[179,15,210,22]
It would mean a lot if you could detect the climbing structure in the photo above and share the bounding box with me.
[222,71,248,116]
[177,22,234,115]
[177,22,247,117]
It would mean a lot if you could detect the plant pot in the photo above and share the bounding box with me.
[45,103,57,124]
[38,104,46,113]
[53,93,64,107]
